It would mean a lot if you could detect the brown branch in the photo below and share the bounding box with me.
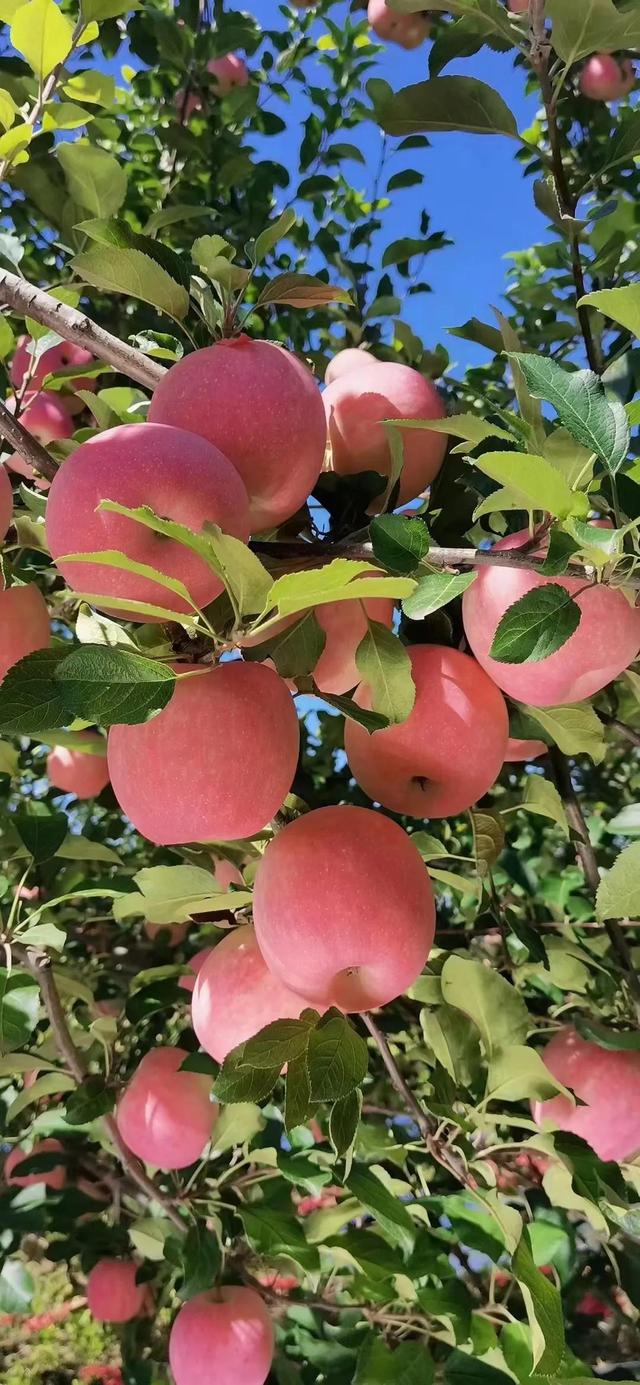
[362,1011,474,1188]
[548,748,640,1023]
[0,398,58,482]
[0,270,167,391]
[14,947,185,1233]
[599,712,640,750]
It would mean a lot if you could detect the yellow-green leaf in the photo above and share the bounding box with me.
[468,451,588,521]
[11,0,74,78]
[579,286,640,342]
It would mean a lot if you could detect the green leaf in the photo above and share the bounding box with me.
[579,286,640,341]
[307,1014,369,1100]
[256,273,351,309]
[508,354,630,475]
[370,76,518,139]
[213,1043,280,1105]
[512,1227,565,1374]
[58,143,127,221]
[521,776,569,836]
[0,648,68,738]
[489,585,582,664]
[402,570,476,620]
[420,1005,481,1087]
[574,1014,640,1052]
[0,970,40,1054]
[244,612,325,679]
[65,1076,115,1125]
[486,1045,573,1103]
[444,1351,513,1384]
[63,70,116,106]
[13,809,68,863]
[469,451,588,521]
[239,1017,315,1070]
[316,691,389,732]
[78,217,191,292]
[539,528,581,576]
[470,808,504,876]
[440,954,528,1056]
[71,246,188,323]
[355,621,415,724]
[596,841,640,922]
[11,0,73,77]
[546,0,640,64]
[251,208,298,265]
[114,864,249,927]
[0,1261,34,1314]
[346,1167,415,1255]
[210,1102,265,1154]
[81,0,140,17]
[355,1333,433,1384]
[523,703,605,764]
[175,1224,221,1300]
[265,560,414,620]
[329,1088,362,1161]
[369,514,430,574]
[42,101,94,132]
[284,1052,313,1131]
[54,646,176,726]
[6,1071,75,1122]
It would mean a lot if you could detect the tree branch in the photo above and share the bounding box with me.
[362,1011,474,1188]
[0,398,58,482]
[599,712,640,750]
[15,946,185,1233]
[548,748,640,1023]
[0,270,167,391]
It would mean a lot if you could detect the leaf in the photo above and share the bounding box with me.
[63,70,116,106]
[579,286,640,342]
[508,353,630,475]
[523,703,605,765]
[512,1227,565,1374]
[54,645,176,726]
[0,648,68,738]
[402,570,476,619]
[71,246,188,323]
[11,0,73,77]
[596,841,640,922]
[245,612,325,679]
[370,76,518,139]
[317,691,389,732]
[0,740,18,776]
[265,560,414,620]
[574,1014,640,1052]
[355,1333,433,1384]
[522,776,569,836]
[470,808,504,876]
[355,621,415,724]
[421,1005,481,1087]
[13,809,68,863]
[114,864,249,926]
[444,1353,513,1385]
[369,513,430,574]
[0,970,40,1054]
[346,1167,415,1255]
[284,1052,313,1131]
[256,273,351,309]
[538,528,581,576]
[486,1046,573,1103]
[468,451,588,521]
[251,208,298,265]
[65,1076,115,1125]
[6,1071,75,1122]
[210,1102,265,1154]
[307,1015,369,1100]
[489,585,581,664]
[329,1088,362,1161]
[239,1017,315,1070]
[175,1224,221,1300]
[546,0,640,64]
[440,954,528,1056]
[0,1261,34,1314]
[213,1043,280,1105]
[58,143,127,221]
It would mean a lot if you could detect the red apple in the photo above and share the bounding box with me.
[11,336,94,395]
[325,348,380,384]
[580,53,635,101]
[144,920,189,947]
[0,585,50,683]
[46,731,109,798]
[169,1285,274,1385]
[504,736,546,762]
[367,0,430,47]
[116,1046,216,1170]
[207,54,249,95]
[533,1025,640,1162]
[191,925,306,1062]
[5,1138,66,1190]
[86,1259,146,1323]
[179,947,213,993]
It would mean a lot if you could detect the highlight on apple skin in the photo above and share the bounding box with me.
[0,585,51,683]
[179,946,213,994]
[5,1138,66,1190]
[323,362,447,506]
[345,644,509,818]
[169,1285,275,1385]
[207,54,249,95]
[86,1258,146,1324]
[533,1025,640,1163]
[461,528,640,706]
[46,731,110,799]
[580,53,635,101]
[45,421,250,620]
[253,804,435,1012]
[325,347,380,384]
[116,1046,216,1170]
[148,336,327,532]
[107,660,299,846]
[191,924,306,1062]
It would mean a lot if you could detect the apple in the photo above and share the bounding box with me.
[242,578,394,694]
[345,644,508,818]
[46,422,250,620]
[116,1046,216,1169]
[0,465,12,540]
[367,0,430,47]
[507,0,530,11]
[325,348,380,384]
[212,856,245,890]
[207,55,249,95]
[323,362,447,506]
[169,1285,274,1385]
[6,390,74,443]
[148,335,327,532]
[253,804,435,1010]
[0,585,50,683]
[46,731,110,799]
[5,1138,66,1190]
[179,947,213,993]
[533,1025,640,1162]
[461,529,640,706]
[504,736,546,762]
[86,1259,146,1323]
[580,54,635,101]
[175,87,202,120]
[191,924,306,1062]
[11,336,94,396]
[108,660,299,845]
[144,920,189,946]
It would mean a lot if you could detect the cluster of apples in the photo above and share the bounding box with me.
[367,0,430,50]
[507,4,636,101]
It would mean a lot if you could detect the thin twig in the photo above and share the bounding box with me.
[0,398,58,482]
[600,712,640,750]
[0,270,167,391]
[362,1011,474,1187]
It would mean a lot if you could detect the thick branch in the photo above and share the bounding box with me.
[548,748,640,1023]
[362,1011,474,1188]
[0,270,167,391]
[16,947,185,1233]
[0,398,58,482]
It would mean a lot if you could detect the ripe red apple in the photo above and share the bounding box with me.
[504,736,546,762]
[367,0,430,47]
[253,804,435,1011]
[0,465,13,540]
[191,925,306,1062]
[179,946,213,993]
[46,731,109,799]
[323,362,447,505]
[46,422,250,620]
[11,336,94,395]
[242,580,394,694]
[108,660,299,845]
[325,348,380,384]
[116,1046,216,1169]
[462,529,640,706]
[212,856,244,890]
[148,336,327,532]
[144,920,189,946]
[175,87,202,120]
[533,1025,640,1162]
[7,390,74,444]
[86,1259,146,1323]
[507,0,530,12]
[5,1138,66,1190]
[0,585,50,683]
[169,1285,274,1385]
[207,54,249,94]
[345,644,508,818]
[580,54,635,101]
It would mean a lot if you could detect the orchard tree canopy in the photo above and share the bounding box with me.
[1,1,640,1382]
